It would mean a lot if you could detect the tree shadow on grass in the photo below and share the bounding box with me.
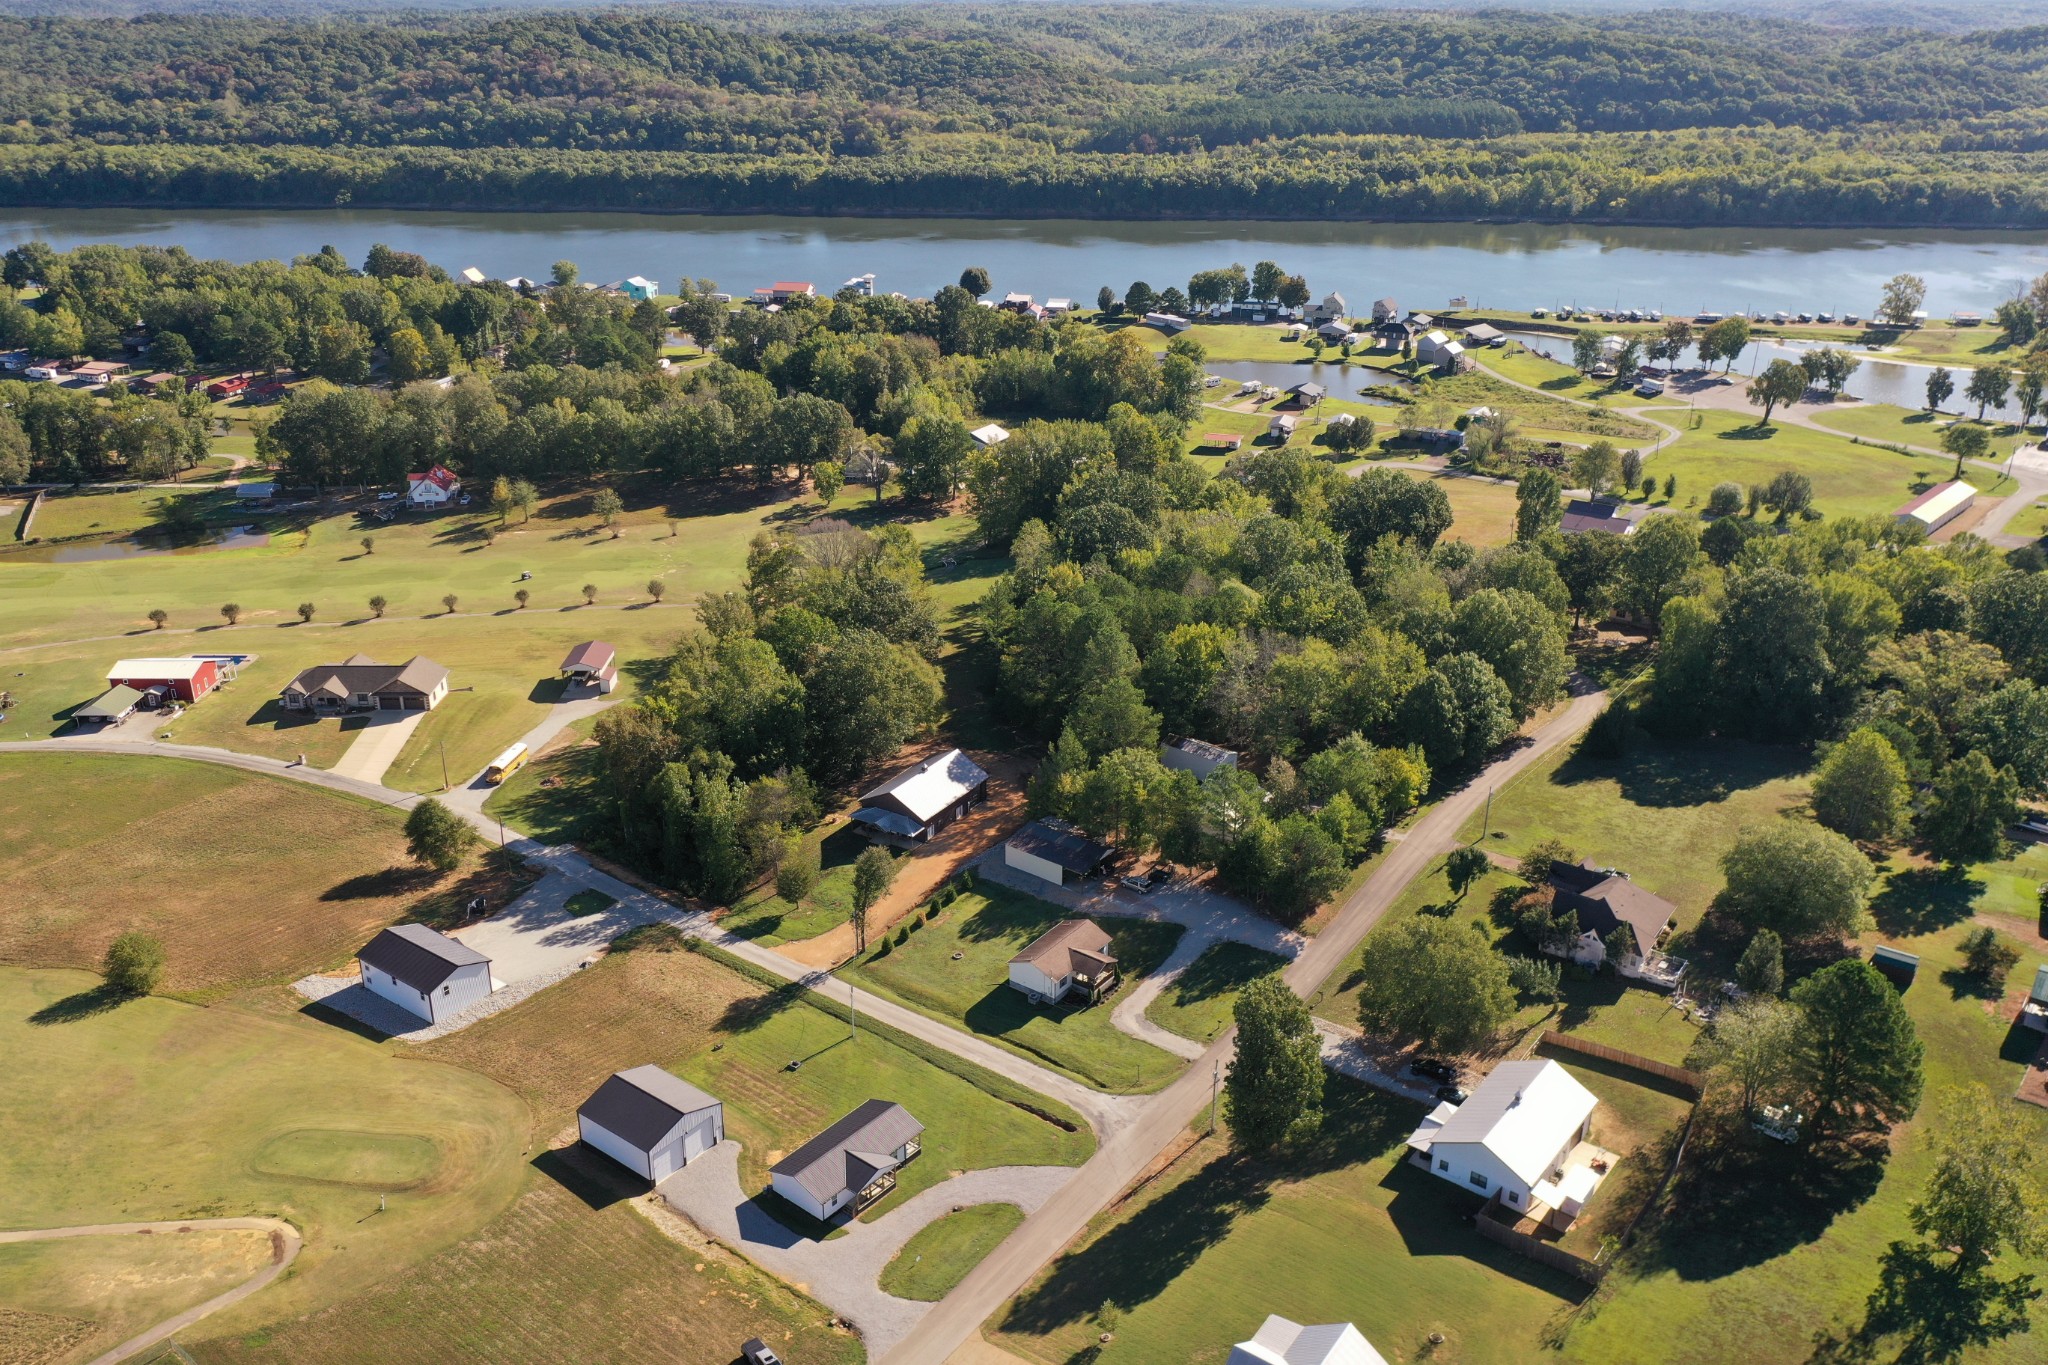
[1806,1243,2041,1365]
[321,865,440,902]
[1869,868,1985,938]
[713,977,811,1036]
[1937,965,2003,1002]
[1718,425,1780,442]
[1546,740,1807,810]
[28,983,129,1025]
[1641,1124,1888,1281]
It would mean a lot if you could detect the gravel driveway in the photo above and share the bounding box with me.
[658,1141,1073,1359]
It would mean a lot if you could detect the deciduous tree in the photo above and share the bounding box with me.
[404,797,481,873]
[1225,976,1325,1151]
[1812,728,1912,842]
[1354,916,1516,1052]
[1719,821,1873,939]
[1791,958,1923,1136]
[103,930,166,995]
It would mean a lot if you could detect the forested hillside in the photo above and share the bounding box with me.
[1,5,2046,223]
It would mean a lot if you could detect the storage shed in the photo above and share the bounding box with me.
[355,923,493,1024]
[106,657,221,703]
[1004,819,1114,887]
[578,1066,724,1182]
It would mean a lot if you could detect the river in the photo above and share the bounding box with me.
[3,209,2047,318]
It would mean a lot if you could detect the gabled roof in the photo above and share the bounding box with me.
[771,1100,923,1204]
[283,656,449,699]
[358,922,489,994]
[561,640,615,672]
[860,749,989,823]
[1425,1060,1597,1187]
[108,657,212,681]
[408,464,460,491]
[1549,860,1673,949]
[579,1065,720,1151]
[1007,819,1114,873]
[1010,919,1117,978]
[1559,500,1634,536]
[1896,479,1974,523]
[75,685,144,720]
[1228,1315,1388,1365]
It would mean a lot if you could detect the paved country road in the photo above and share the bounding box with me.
[0,1218,301,1365]
[882,681,1609,1365]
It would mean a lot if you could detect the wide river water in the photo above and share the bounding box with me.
[4,209,2048,317]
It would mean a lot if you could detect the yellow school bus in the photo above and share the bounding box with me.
[484,742,530,785]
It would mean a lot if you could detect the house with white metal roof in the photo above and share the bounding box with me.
[851,749,990,843]
[970,423,1011,447]
[1405,1059,1609,1226]
[1228,1316,1388,1365]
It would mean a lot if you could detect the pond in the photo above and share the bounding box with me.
[49,526,271,562]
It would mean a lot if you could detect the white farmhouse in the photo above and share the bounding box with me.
[406,463,462,507]
[355,923,493,1024]
[1008,919,1119,1006]
[1415,330,1469,373]
[769,1100,923,1222]
[1228,1316,1388,1365]
[577,1066,725,1182]
[1405,1060,1611,1227]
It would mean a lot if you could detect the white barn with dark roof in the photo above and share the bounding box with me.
[578,1066,725,1182]
[355,923,493,1023]
[769,1100,923,1222]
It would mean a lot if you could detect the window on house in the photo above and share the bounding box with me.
[1469,1172,1488,1190]
[1506,1191,1519,1205]
[442,985,450,995]
[1436,1159,1449,1171]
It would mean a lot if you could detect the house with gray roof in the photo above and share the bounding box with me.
[281,654,449,713]
[1009,919,1119,1005]
[769,1100,923,1221]
[1004,819,1115,887]
[1229,1316,1388,1365]
[355,923,493,1023]
[578,1066,725,1182]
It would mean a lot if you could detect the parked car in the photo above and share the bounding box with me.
[742,1339,784,1365]
[377,490,400,501]
[1408,1057,1457,1084]
[1434,1084,1469,1105]
[2018,812,2048,836]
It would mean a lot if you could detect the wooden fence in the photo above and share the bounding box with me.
[1473,1207,1607,1285]
[1539,1030,1703,1098]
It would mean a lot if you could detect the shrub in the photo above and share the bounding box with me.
[1959,925,2020,984]
[1706,482,1744,517]
[103,931,166,995]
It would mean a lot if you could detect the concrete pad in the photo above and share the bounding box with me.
[328,709,426,784]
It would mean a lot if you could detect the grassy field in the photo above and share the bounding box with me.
[1405,470,1519,547]
[987,1078,1581,1365]
[1409,367,1659,440]
[191,1166,862,1365]
[716,824,867,946]
[1144,942,1288,1047]
[1643,409,2009,521]
[878,1202,1026,1301]
[0,1227,275,1365]
[1807,402,2027,459]
[23,486,236,542]
[416,928,1093,1219]
[479,713,603,842]
[0,752,507,998]
[1455,736,1814,928]
[844,883,1189,1093]
[2,966,531,1332]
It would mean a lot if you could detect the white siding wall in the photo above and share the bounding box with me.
[1005,844,1066,886]
[580,1115,656,1180]
[771,1171,838,1222]
[1009,961,1067,1002]
[1422,1141,1529,1207]
[359,962,433,1022]
[430,961,494,1021]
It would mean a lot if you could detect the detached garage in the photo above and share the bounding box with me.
[355,923,493,1024]
[578,1066,725,1183]
[1004,819,1114,887]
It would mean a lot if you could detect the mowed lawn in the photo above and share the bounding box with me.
[1402,469,1518,547]
[1145,942,1288,1047]
[1454,736,1814,929]
[1807,402,2027,459]
[0,480,781,654]
[1644,409,2008,520]
[0,1227,275,1365]
[716,824,868,947]
[844,883,1188,1093]
[419,929,1093,1219]
[987,1078,1581,1365]
[879,1202,1026,1301]
[1,967,530,1333]
[0,752,490,998]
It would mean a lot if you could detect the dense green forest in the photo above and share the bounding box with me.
[0,5,2046,223]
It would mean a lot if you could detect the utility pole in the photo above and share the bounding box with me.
[1481,786,1495,841]
[439,739,449,791]
[1208,1059,1222,1135]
